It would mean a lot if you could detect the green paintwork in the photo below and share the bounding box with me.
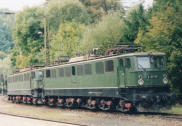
[7,52,168,96]
[43,60,118,89]
[8,72,31,92]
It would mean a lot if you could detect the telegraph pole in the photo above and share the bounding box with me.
[44,16,47,65]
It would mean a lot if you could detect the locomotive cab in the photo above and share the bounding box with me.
[118,52,174,112]
[118,53,168,87]
[31,71,43,89]
[30,70,44,102]
[136,54,168,86]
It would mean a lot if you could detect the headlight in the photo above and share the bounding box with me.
[138,75,144,85]
[163,74,168,84]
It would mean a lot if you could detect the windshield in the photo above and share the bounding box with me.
[38,71,43,78]
[137,57,150,69]
[151,56,165,68]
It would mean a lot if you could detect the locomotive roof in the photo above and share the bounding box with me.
[8,52,165,76]
[120,52,165,57]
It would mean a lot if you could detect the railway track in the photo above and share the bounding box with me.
[158,113,182,121]
[0,111,86,126]
[132,112,182,121]
[164,114,182,120]
[2,96,182,124]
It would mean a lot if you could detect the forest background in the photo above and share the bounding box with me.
[0,0,182,96]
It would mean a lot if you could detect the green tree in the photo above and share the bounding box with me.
[0,9,15,54]
[79,0,124,23]
[120,4,150,44]
[47,0,90,35]
[50,21,85,60]
[0,51,7,59]
[169,50,182,94]
[135,0,182,94]
[0,57,11,75]
[10,45,19,67]
[46,0,91,61]
[12,7,44,68]
[80,12,124,54]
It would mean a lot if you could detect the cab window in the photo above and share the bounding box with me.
[119,59,124,70]
[152,56,165,68]
[72,66,76,76]
[46,69,51,78]
[137,57,150,69]
[125,58,131,68]
[31,72,35,79]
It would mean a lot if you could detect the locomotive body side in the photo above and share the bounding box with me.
[8,72,32,96]
[7,52,174,112]
[43,56,120,98]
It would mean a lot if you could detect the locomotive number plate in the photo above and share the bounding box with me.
[147,75,158,79]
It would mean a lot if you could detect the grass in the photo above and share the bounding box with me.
[162,104,182,114]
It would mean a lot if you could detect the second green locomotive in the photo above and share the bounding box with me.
[7,52,174,112]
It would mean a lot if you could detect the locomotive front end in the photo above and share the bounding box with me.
[118,52,175,112]
[134,53,174,111]
[136,54,168,86]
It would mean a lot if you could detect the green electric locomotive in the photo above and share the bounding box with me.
[7,52,174,112]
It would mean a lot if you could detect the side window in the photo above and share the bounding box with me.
[153,56,164,68]
[105,60,114,72]
[77,65,83,76]
[51,69,56,78]
[46,69,51,78]
[84,64,92,75]
[65,67,71,77]
[125,58,131,68]
[96,62,104,74]
[119,59,124,71]
[72,66,76,76]
[59,68,64,77]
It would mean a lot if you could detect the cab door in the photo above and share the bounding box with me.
[31,71,43,89]
[35,71,43,89]
[118,58,126,88]
[71,66,77,85]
